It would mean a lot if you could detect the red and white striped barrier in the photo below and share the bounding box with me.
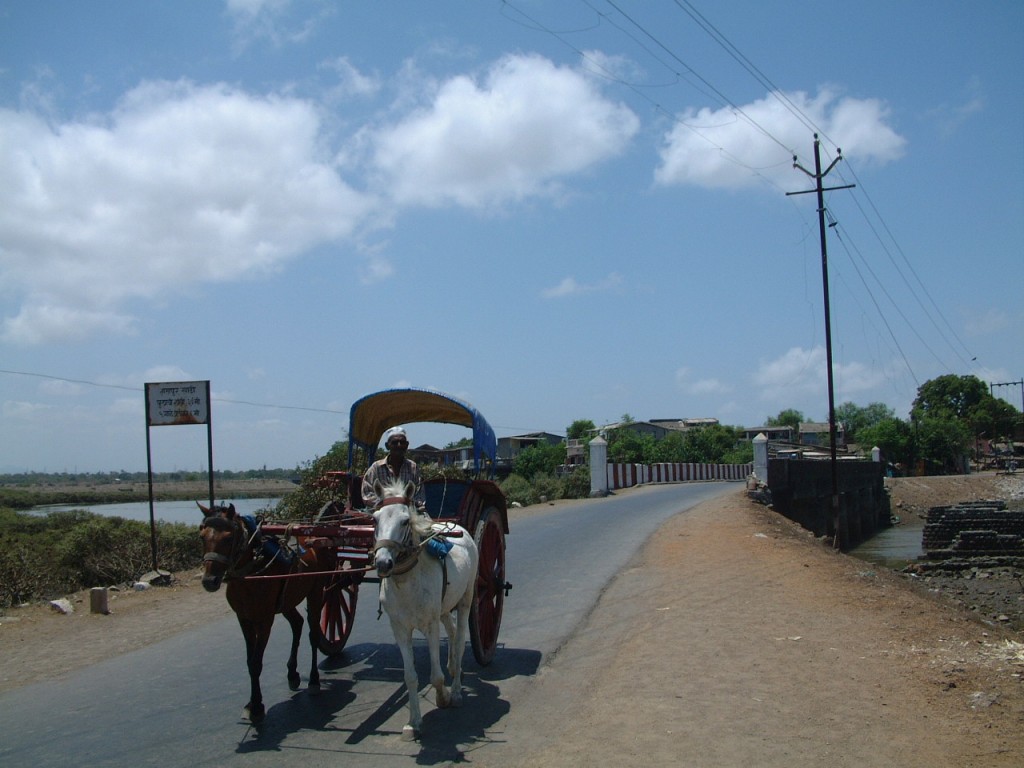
[607,462,753,490]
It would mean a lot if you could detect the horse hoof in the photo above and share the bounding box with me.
[401,724,418,742]
[287,674,301,691]
[436,687,451,708]
[450,691,463,708]
[245,704,266,724]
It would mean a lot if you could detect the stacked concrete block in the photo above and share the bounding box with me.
[923,500,1024,558]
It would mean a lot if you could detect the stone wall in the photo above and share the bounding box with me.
[766,458,889,550]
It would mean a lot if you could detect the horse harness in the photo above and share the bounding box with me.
[202,513,314,611]
[372,496,459,618]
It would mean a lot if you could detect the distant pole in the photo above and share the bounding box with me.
[787,135,855,546]
[990,378,1024,435]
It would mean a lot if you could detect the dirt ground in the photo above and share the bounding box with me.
[2,474,1023,766]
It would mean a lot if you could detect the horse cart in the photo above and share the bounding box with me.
[253,387,511,667]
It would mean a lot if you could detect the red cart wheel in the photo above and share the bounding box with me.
[318,571,359,656]
[470,506,506,666]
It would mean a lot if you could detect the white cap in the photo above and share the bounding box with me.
[383,426,408,445]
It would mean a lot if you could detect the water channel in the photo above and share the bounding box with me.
[850,514,926,570]
[33,497,284,525]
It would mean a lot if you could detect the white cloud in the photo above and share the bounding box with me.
[675,367,727,395]
[370,54,640,208]
[225,0,319,49]
[0,80,374,344]
[39,379,82,396]
[320,57,381,99]
[753,346,888,406]
[542,272,622,299]
[963,307,1010,336]
[360,255,395,285]
[3,400,52,420]
[688,378,724,396]
[655,88,905,191]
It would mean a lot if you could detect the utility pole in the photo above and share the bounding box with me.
[787,135,855,546]
[990,380,1024,448]
[990,379,1024,417]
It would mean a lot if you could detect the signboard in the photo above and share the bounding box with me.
[144,379,215,572]
[145,381,210,426]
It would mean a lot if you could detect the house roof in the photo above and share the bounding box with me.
[499,431,564,441]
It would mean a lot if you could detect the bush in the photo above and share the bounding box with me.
[500,474,536,507]
[531,473,562,503]
[0,508,206,608]
[57,517,153,587]
[0,546,72,608]
[154,522,204,573]
[561,466,591,499]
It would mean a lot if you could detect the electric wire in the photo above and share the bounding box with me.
[0,368,347,415]
[511,0,979,377]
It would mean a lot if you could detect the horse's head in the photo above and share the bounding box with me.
[197,502,242,592]
[372,480,427,578]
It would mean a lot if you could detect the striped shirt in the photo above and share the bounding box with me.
[361,458,426,510]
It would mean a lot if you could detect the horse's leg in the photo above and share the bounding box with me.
[283,606,303,691]
[441,611,458,679]
[391,622,422,741]
[449,588,474,708]
[304,591,322,695]
[238,616,271,723]
[425,618,450,710]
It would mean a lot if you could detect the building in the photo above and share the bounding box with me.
[741,425,796,442]
[496,432,564,465]
[798,421,846,448]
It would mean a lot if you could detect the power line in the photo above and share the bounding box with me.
[0,368,347,415]
[505,2,978,394]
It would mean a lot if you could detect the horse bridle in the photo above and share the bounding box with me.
[201,513,256,578]
[372,496,421,575]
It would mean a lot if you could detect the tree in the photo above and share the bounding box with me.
[566,419,596,441]
[858,417,912,467]
[835,401,894,442]
[971,395,1020,442]
[680,424,744,463]
[606,429,655,464]
[766,409,804,430]
[915,414,971,474]
[912,373,1022,450]
[513,441,566,480]
[911,375,988,421]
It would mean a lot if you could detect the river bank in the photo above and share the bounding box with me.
[0,477,299,509]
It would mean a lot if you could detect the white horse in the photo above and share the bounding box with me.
[372,479,479,741]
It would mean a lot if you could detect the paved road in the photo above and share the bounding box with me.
[0,482,733,767]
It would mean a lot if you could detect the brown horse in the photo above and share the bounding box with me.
[198,502,333,723]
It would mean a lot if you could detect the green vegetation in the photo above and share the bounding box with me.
[772,375,1021,474]
[498,466,591,506]
[606,423,753,465]
[0,507,201,609]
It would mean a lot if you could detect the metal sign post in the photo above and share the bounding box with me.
[144,380,213,573]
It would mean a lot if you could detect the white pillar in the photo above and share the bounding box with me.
[589,436,608,497]
[753,433,769,484]
[871,446,881,462]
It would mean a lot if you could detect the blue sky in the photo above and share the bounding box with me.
[1,1,1021,473]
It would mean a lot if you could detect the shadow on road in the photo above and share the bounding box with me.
[231,640,542,760]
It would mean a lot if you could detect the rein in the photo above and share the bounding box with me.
[203,515,287,581]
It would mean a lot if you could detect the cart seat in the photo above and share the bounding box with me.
[424,478,468,520]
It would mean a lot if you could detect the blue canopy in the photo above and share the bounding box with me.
[347,388,497,476]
